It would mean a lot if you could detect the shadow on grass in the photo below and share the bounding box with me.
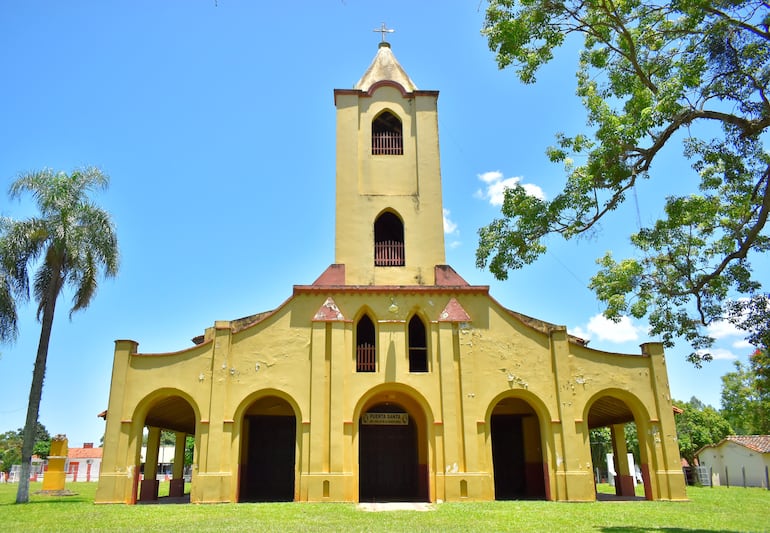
[137,494,191,505]
[599,526,734,533]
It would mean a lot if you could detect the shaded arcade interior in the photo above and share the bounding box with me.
[587,395,651,500]
[138,395,196,503]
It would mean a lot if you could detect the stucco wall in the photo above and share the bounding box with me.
[698,442,770,488]
[96,286,686,503]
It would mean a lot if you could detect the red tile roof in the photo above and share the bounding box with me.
[725,435,770,453]
[68,447,103,459]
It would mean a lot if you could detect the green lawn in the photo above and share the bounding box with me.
[1,482,768,532]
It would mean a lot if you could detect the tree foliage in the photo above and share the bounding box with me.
[0,431,22,474]
[673,397,733,465]
[0,167,119,503]
[478,0,770,364]
[720,350,770,434]
[0,423,51,474]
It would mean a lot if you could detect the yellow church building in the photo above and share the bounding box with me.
[95,41,687,504]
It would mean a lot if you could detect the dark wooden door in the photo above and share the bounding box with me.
[359,416,419,501]
[491,415,526,499]
[241,415,295,502]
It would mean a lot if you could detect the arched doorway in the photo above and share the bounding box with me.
[139,394,197,503]
[359,402,425,502]
[586,394,651,500]
[239,395,297,502]
[490,397,547,500]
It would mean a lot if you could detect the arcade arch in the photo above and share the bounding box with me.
[355,387,431,502]
[134,391,198,503]
[585,391,653,500]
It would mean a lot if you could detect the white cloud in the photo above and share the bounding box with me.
[571,314,642,344]
[706,320,742,340]
[732,338,752,350]
[570,326,590,341]
[697,348,738,361]
[443,208,458,234]
[476,170,545,206]
[449,240,462,249]
[520,183,546,200]
[478,170,504,184]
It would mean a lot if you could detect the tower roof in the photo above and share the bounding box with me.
[354,42,418,92]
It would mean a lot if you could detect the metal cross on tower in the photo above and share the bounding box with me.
[373,22,395,42]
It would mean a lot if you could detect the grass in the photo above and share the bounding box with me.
[1,482,769,532]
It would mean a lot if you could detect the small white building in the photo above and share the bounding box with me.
[697,435,770,488]
[140,445,178,479]
[67,443,103,482]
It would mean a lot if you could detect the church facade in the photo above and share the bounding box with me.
[95,42,687,504]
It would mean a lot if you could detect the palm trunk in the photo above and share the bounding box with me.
[16,276,59,504]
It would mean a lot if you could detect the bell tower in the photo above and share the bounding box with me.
[333,41,446,286]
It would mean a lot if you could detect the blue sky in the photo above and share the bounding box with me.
[0,1,762,447]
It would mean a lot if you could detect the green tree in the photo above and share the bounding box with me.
[184,435,195,467]
[750,347,770,393]
[0,423,51,474]
[720,354,770,434]
[0,431,22,474]
[673,397,733,466]
[0,265,18,345]
[478,0,770,365]
[0,167,119,503]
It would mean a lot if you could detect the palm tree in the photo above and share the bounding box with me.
[0,254,19,344]
[0,167,118,503]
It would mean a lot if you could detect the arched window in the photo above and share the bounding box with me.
[408,315,428,372]
[374,211,405,266]
[372,110,403,155]
[356,314,376,372]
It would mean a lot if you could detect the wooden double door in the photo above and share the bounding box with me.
[359,405,425,502]
[240,415,295,502]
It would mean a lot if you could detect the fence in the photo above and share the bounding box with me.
[687,465,770,489]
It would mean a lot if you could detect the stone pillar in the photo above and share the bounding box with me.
[611,424,635,497]
[194,321,233,503]
[550,326,594,501]
[139,427,161,501]
[434,322,455,500]
[96,340,140,504]
[642,342,688,500]
[169,432,187,497]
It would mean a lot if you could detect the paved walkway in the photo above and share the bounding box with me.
[358,502,436,512]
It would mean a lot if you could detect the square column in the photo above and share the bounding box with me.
[611,424,635,497]
[139,427,161,502]
[169,432,187,498]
